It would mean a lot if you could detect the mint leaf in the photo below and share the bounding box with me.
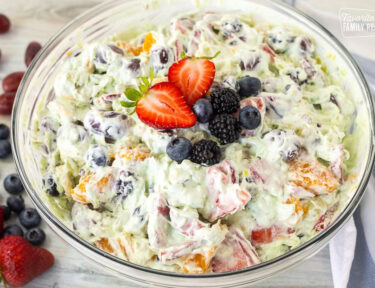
[141,77,149,88]
[121,101,137,108]
[125,88,141,101]
[139,83,148,94]
[199,51,221,60]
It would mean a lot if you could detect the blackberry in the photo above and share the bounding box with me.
[209,114,241,144]
[190,140,221,166]
[210,88,240,114]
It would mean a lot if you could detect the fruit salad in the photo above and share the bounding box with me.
[32,11,357,273]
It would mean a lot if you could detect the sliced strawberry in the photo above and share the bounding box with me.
[168,58,215,107]
[136,82,196,129]
[251,225,295,246]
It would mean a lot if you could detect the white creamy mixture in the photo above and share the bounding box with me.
[32,12,357,273]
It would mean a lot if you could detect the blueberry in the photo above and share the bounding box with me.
[6,195,25,214]
[239,76,261,98]
[2,205,11,221]
[19,208,41,229]
[0,124,9,139]
[192,99,214,123]
[86,145,107,168]
[3,224,24,237]
[0,139,11,158]
[42,174,59,197]
[239,106,261,130]
[4,173,24,195]
[166,137,193,162]
[25,227,46,246]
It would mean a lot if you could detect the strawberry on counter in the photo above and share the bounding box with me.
[0,236,54,287]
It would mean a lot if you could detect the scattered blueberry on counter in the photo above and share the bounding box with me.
[7,195,25,214]
[0,124,10,139]
[3,224,24,237]
[0,139,11,158]
[2,205,11,220]
[25,227,45,246]
[19,208,42,229]
[4,173,24,194]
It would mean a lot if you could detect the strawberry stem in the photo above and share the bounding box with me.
[197,51,221,60]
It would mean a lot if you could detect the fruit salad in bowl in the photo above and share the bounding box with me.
[12,0,374,284]
[29,10,361,273]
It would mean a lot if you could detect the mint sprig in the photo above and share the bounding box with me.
[121,67,154,110]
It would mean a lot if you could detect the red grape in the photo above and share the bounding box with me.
[25,41,42,67]
[0,14,10,34]
[2,72,25,93]
[0,92,16,115]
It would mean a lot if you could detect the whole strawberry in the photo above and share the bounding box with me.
[0,235,54,287]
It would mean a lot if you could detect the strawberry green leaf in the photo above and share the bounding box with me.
[180,51,186,59]
[150,67,154,84]
[139,83,148,94]
[141,77,149,88]
[129,108,136,115]
[198,51,221,60]
[125,88,141,101]
[120,100,137,108]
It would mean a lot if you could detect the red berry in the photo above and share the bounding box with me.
[136,82,196,129]
[0,206,3,235]
[0,14,10,34]
[0,236,54,287]
[0,92,15,115]
[168,58,215,107]
[2,71,25,93]
[25,41,42,67]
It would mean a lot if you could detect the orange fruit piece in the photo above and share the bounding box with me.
[181,247,215,273]
[95,238,114,254]
[289,158,339,195]
[116,41,143,56]
[111,146,151,161]
[71,173,113,203]
[286,197,303,215]
[143,33,156,53]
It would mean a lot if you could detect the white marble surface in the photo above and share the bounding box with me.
[0,0,333,287]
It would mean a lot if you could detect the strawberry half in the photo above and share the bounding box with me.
[0,235,54,287]
[136,82,196,129]
[168,56,216,107]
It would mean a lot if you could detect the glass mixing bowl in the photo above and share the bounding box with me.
[11,0,375,287]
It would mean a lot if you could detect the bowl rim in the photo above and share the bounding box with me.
[11,0,375,279]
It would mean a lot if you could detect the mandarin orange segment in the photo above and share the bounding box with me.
[116,146,151,161]
[143,33,156,53]
[286,197,303,215]
[117,238,128,258]
[71,173,113,203]
[116,41,143,56]
[289,158,339,195]
[181,247,215,273]
[96,238,114,254]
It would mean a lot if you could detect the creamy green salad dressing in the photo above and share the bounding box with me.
[31,12,358,272]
